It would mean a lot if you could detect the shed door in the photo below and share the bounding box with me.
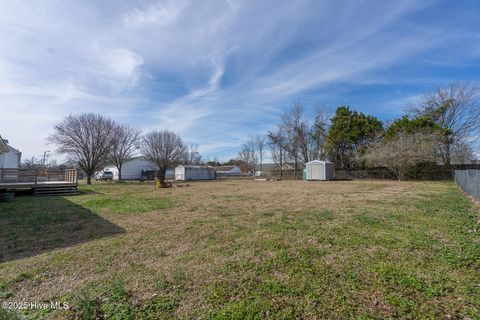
[319,164,325,180]
[312,164,321,180]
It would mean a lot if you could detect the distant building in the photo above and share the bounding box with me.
[0,136,22,169]
[213,165,243,176]
[175,165,216,181]
[102,156,157,180]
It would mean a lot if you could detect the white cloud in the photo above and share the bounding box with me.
[0,0,477,161]
[101,48,144,89]
[122,0,186,29]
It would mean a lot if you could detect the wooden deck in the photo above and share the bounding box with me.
[0,168,78,193]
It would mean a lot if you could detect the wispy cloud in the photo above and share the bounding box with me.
[0,0,479,160]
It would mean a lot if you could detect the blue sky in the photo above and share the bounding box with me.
[0,0,479,161]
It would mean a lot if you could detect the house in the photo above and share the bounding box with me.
[175,165,216,181]
[305,160,334,181]
[0,136,22,169]
[102,156,157,180]
[213,165,243,176]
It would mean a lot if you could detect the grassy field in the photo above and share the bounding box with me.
[0,180,479,319]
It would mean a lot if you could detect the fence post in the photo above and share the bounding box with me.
[464,170,468,192]
[476,171,479,200]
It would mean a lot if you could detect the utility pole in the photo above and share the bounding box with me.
[43,150,50,168]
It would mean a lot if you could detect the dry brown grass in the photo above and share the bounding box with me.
[0,179,478,319]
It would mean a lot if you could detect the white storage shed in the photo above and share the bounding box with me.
[175,165,216,181]
[305,160,334,181]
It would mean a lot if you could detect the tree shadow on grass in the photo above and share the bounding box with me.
[0,196,125,263]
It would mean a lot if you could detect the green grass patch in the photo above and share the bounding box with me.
[376,263,445,297]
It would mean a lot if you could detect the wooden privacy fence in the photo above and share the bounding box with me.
[455,170,480,201]
[0,168,77,184]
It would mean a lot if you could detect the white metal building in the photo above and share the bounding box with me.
[305,160,334,181]
[103,157,157,180]
[175,165,216,181]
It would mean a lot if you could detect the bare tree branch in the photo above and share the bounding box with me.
[238,136,258,175]
[364,131,438,180]
[413,82,480,164]
[140,130,186,186]
[108,123,142,180]
[48,113,114,184]
[183,143,203,165]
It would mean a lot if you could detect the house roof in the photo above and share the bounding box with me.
[177,165,214,169]
[0,136,21,154]
[212,165,236,172]
[0,135,7,153]
[5,143,21,154]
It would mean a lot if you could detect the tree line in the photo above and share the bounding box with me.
[238,82,480,180]
[49,82,479,183]
[48,114,201,185]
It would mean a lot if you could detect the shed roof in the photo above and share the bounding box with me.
[306,160,332,165]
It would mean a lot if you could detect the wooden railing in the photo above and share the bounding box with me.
[0,168,78,184]
[64,169,78,183]
[0,168,37,183]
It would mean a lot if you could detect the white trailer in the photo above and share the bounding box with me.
[175,165,216,181]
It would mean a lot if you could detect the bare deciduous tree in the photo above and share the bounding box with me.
[267,127,287,179]
[364,131,438,180]
[183,143,203,165]
[269,103,329,179]
[450,139,475,164]
[21,157,40,169]
[238,136,257,175]
[108,124,142,181]
[48,113,114,184]
[281,103,303,178]
[283,104,329,156]
[413,82,480,165]
[141,130,186,186]
[254,135,266,174]
[309,108,329,160]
